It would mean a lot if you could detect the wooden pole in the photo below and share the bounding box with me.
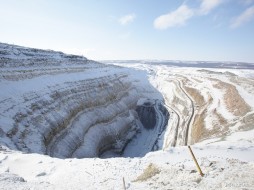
[123,177,126,190]
[188,146,204,177]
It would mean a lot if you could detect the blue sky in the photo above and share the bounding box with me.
[0,0,254,62]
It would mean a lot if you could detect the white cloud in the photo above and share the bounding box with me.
[199,0,222,15]
[231,6,254,28]
[118,14,136,25]
[154,4,194,30]
[154,1,224,30]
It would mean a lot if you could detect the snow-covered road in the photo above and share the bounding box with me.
[177,79,195,145]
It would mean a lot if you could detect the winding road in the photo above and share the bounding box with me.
[163,103,180,147]
[177,79,195,146]
[151,100,167,150]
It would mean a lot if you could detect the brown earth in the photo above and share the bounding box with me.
[212,79,251,116]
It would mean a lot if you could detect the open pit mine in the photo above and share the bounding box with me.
[0,43,171,158]
[1,43,254,160]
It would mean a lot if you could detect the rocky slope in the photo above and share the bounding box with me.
[0,43,168,158]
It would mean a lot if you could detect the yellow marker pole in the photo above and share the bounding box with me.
[123,177,126,190]
[188,146,204,177]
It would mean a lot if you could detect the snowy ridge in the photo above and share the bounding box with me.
[0,42,88,68]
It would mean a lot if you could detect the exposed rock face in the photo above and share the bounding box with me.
[136,102,156,129]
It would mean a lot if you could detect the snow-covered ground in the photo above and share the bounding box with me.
[1,142,254,189]
[1,44,254,189]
